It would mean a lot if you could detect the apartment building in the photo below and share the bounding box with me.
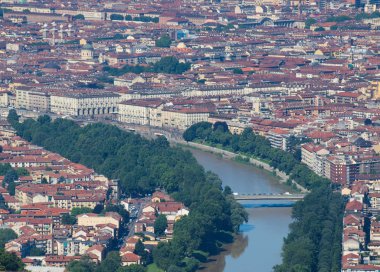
[161,107,210,130]
[15,87,50,112]
[301,143,330,177]
[267,128,290,151]
[118,99,163,126]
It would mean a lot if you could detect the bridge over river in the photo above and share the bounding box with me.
[234,193,306,201]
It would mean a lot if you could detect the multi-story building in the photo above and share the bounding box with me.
[267,128,290,151]
[15,87,50,112]
[301,143,330,177]
[161,107,210,130]
[118,99,163,126]
[50,91,120,116]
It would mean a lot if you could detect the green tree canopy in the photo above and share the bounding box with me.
[110,14,124,21]
[232,68,243,74]
[73,14,85,20]
[67,255,96,272]
[305,18,316,29]
[0,249,24,271]
[154,214,168,236]
[0,229,17,248]
[96,251,121,272]
[155,35,172,48]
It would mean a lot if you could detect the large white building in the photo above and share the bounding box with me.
[161,107,210,130]
[50,91,120,116]
[118,99,211,130]
[118,99,163,126]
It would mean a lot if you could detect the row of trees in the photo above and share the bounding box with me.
[67,252,146,272]
[274,184,343,272]
[183,122,330,190]
[103,56,190,76]
[10,113,247,271]
[183,122,344,271]
[109,14,159,23]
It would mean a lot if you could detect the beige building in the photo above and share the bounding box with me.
[161,108,210,130]
[50,91,120,116]
[15,87,50,112]
[118,99,211,130]
[0,91,9,107]
[118,99,163,126]
[55,239,90,256]
[77,213,121,229]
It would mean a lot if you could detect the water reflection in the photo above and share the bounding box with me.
[199,235,248,272]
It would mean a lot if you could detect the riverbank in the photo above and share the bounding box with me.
[176,141,308,193]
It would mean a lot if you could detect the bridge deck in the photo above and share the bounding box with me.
[234,194,305,201]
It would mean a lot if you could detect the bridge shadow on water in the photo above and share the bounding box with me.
[241,203,295,208]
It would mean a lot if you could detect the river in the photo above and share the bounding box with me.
[188,148,293,272]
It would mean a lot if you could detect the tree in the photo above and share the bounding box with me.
[0,194,6,210]
[305,18,316,29]
[134,240,145,256]
[3,169,18,195]
[314,27,325,31]
[152,57,190,74]
[213,121,229,133]
[96,251,121,272]
[41,177,48,184]
[67,255,96,272]
[62,213,76,225]
[110,14,124,21]
[29,245,45,256]
[0,229,17,248]
[365,118,373,126]
[326,15,352,22]
[16,167,29,176]
[93,204,104,214]
[73,14,85,20]
[0,249,24,271]
[7,109,19,125]
[232,68,243,74]
[71,207,93,217]
[58,176,66,183]
[125,15,132,21]
[154,214,168,236]
[117,264,146,272]
[155,35,172,48]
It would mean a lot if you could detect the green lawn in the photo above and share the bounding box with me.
[147,263,164,272]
